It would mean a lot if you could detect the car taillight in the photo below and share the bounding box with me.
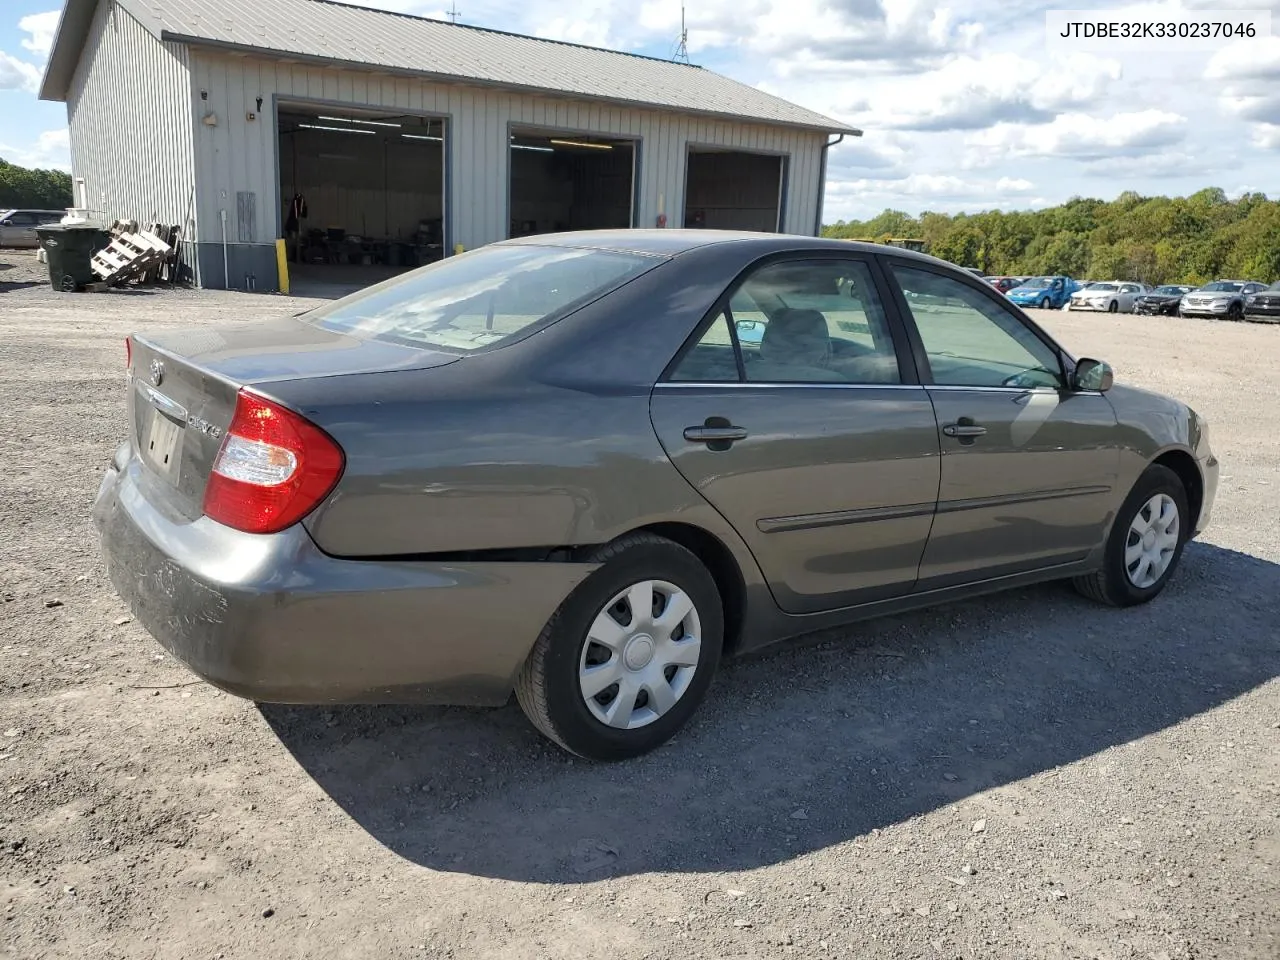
[125,337,132,368]
[202,389,344,534]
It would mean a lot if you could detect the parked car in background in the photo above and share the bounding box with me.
[0,209,66,248]
[986,276,1025,293]
[1068,281,1149,313]
[1134,285,1195,316]
[1007,275,1073,310]
[1244,281,1280,323]
[91,231,1218,760]
[1179,280,1268,320]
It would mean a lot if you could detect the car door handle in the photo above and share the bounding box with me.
[942,422,987,438]
[684,418,748,450]
[683,425,748,443]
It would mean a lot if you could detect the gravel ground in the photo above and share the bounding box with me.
[1,261,1277,960]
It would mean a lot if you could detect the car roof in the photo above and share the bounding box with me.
[501,229,944,264]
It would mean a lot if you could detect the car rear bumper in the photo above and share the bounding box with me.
[93,444,597,705]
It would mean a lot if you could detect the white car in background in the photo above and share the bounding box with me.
[1068,281,1148,313]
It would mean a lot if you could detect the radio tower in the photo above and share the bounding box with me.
[445,2,462,23]
[673,3,690,63]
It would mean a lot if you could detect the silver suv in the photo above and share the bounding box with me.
[0,209,66,248]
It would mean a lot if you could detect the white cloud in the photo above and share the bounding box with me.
[0,50,41,92]
[19,11,60,61]
[841,52,1122,131]
[1253,124,1280,150]
[632,0,981,66]
[0,128,71,171]
[968,110,1188,162]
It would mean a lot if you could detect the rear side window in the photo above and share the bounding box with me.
[304,244,659,352]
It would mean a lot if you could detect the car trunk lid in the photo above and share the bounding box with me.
[125,317,460,520]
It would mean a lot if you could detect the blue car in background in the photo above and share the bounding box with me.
[1006,275,1074,310]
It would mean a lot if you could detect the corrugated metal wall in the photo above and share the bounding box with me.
[66,1,195,231]
[187,50,827,252]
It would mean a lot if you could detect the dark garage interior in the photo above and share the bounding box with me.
[278,105,447,290]
[508,130,635,237]
[684,148,783,232]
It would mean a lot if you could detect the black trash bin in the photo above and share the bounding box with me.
[36,224,110,292]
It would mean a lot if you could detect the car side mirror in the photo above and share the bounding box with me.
[1073,357,1113,392]
[735,319,764,344]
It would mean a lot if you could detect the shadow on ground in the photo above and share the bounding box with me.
[262,542,1279,882]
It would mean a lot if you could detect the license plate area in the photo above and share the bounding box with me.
[143,407,183,480]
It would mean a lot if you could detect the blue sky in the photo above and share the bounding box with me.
[3,0,1278,221]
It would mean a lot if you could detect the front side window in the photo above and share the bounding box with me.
[891,264,1065,389]
[304,243,659,352]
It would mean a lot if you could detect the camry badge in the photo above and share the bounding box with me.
[149,358,164,386]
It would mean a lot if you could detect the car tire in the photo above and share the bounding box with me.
[515,532,724,761]
[1108,300,1119,313]
[1040,297,1052,310]
[1073,464,1190,608]
[1228,302,1243,321]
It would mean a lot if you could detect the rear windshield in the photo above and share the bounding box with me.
[303,244,660,352]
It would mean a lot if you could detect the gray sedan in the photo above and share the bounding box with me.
[94,232,1219,760]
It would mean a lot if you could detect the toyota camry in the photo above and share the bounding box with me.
[94,232,1219,760]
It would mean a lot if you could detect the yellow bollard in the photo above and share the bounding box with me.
[453,242,465,256]
[275,238,290,295]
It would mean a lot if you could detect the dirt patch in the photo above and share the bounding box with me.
[1,285,1277,959]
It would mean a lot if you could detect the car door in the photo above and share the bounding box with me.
[1121,284,1143,311]
[883,259,1121,589]
[649,255,941,614]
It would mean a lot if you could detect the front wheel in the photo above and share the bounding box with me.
[1040,297,1052,310]
[1108,300,1119,313]
[1228,302,1243,321]
[1073,464,1189,607]
[515,532,723,760]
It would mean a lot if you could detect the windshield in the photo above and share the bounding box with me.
[303,244,659,352]
[1019,278,1051,289]
[1198,282,1242,293]
[1153,286,1187,295]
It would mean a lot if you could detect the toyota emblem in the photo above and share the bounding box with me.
[149,358,165,386]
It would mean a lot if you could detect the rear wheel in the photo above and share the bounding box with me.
[515,532,723,760]
[1074,464,1189,607]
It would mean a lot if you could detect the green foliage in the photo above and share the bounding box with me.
[0,158,73,210]
[823,189,1280,284]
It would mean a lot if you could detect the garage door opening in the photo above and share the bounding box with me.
[684,148,783,232]
[508,130,635,237]
[278,105,446,296]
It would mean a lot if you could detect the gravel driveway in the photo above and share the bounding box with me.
[1,266,1276,960]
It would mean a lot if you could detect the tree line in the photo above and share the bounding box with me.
[0,158,73,211]
[823,188,1280,286]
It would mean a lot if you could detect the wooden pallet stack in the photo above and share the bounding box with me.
[90,220,180,286]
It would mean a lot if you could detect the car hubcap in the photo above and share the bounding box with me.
[578,579,701,730]
[1125,493,1180,589]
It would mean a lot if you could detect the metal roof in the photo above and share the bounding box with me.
[41,0,858,134]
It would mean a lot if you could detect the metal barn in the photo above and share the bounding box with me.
[40,0,857,292]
